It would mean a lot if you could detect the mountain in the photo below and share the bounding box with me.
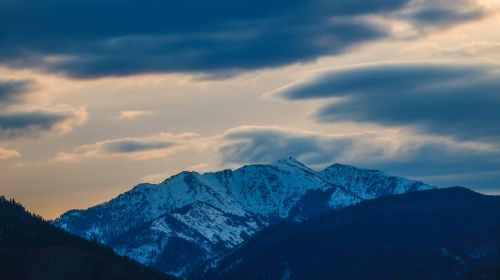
[197,187,500,280]
[54,158,433,277]
[0,196,175,280]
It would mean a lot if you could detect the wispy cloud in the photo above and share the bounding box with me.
[404,0,486,28]
[0,79,37,106]
[117,110,153,120]
[0,147,21,160]
[0,107,87,140]
[55,132,202,161]
[0,79,87,141]
[219,125,500,185]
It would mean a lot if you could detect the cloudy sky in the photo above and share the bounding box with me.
[1,0,500,218]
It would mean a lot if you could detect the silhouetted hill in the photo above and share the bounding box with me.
[0,196,176,280]
[196,187,500,280]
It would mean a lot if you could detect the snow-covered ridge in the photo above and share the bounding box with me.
[53,158,434,277]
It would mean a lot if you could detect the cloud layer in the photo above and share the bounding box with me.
[0,0,485,78]
[97,138,176,154]
[0,79,35,106]
[54,124,500,187]
[404,0,485,28]
[0,107,88,140]
[220,126,500,185]
[56,132,201,161]
[0,79,87,140]
[279,63,500,143]
[220,126,389,166]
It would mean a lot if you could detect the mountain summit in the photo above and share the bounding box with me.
[54,159,433,277]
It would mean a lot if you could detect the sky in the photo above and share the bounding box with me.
[1,0,500,219]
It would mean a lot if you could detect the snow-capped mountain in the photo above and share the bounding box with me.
[53,158,434,277]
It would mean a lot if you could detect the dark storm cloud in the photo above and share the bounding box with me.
[0,108,86,139]
[220,126,500,187]
[0,79,35,105]
[279,63,500,142]
[0,0,484,78]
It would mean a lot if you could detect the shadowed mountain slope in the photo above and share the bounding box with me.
[197,187,500,280]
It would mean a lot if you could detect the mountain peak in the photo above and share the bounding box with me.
[324,162,359,170]
[273,157,310,170]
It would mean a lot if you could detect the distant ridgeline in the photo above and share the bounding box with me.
[0,196,176,280]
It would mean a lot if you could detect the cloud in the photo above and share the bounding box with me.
[56,132,201,161]
[220,126,391,165]
[98,138,176,154]
[0,79,36,106]
[219,125,500,186]
[409,7,482,26]
[0,147,21,160]
[278,63,500,143]
[54,124,500,187]
[0,0,485,78]
[0,79,87,141]
[0,107,87,140]
[404,0,485,28]
[118,110,153,120]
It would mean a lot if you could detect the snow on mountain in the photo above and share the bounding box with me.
[201,158,357,218]
[320,163,434,200]
[53,158,434,277]
[170,202,261,247]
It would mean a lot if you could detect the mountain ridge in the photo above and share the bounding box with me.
[54,158,434,277]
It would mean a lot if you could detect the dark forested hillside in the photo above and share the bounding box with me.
[196,187,500,280]
[0,196,176,280]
